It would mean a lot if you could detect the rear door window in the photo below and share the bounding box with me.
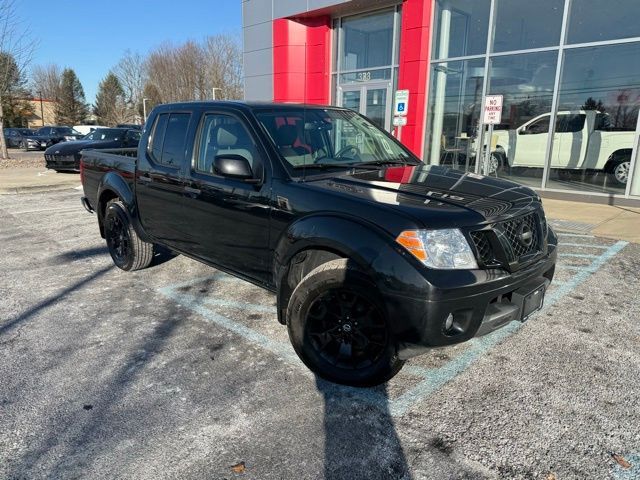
[555,114,586,133]
[148,113,191,168]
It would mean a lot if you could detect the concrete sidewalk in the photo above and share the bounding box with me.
[0,167,80,194]
[543,198,640,244]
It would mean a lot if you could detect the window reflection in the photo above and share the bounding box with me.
[433,0,490,59]
[547,43,640,193]
[493,0,563,52]
[568,0,640,44]
[489,51,557,188]
[426,58,485,170]
[341,11,394,71]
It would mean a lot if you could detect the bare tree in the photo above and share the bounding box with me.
[0,0,36,159]
[30,63,62,100]
[112,50,145,116]
[203,34,243,100]
[144,34,243,105]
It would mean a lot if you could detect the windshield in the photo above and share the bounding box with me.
[256,108,415,173]
[55,127,82,136]
[84,128,125,141]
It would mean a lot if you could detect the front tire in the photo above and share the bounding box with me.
[104,199,153,271]
[286,259,404,387]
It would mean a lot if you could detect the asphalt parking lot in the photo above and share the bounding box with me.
[1,189,639,480]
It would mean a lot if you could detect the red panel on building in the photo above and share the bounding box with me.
[272,0,433,158]
[397,0,432,156]
[273,17,331,104]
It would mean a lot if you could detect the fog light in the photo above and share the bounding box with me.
[444,314,454,331]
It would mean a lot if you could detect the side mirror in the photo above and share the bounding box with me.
[518,127,527,135]
[213,154,256,181]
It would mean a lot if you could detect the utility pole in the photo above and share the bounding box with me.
[38,91,44,126]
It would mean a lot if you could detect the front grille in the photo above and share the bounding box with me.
[499,212,541,259]
[469,231,495,266]
[470,211,544,270]
[45,154,76,164]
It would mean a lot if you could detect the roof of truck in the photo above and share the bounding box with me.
[153,100,347,111]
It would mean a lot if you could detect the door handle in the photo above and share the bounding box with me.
[184,186,201,195]
[139,175,152,183]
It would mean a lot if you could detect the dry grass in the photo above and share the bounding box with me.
[0,150,46,169]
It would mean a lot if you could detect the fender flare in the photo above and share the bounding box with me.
[273,213,424,325]
[96,173,151,242]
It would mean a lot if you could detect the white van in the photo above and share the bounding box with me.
[73,125,108,136]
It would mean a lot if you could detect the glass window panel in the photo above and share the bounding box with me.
[425,58,486,171]
[161,113,191,167]
[365,88,388,129]
[341,10,394,71]
[342,90,361,112]
[485,51,557,188]
[433,0,490,59]
[493,0,564,52]
[567,0,640,45]
[547,43,640,194]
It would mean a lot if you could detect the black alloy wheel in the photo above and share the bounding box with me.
[287,258,404,386]
[105,206,132,269]
[103,199,154,271]
[306,287,388,370]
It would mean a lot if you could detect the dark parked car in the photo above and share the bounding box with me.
[3,128,36,148]
[80,101,557,387]
[35,126,84,147]
[45,128,141,171]
[116,123,142,130]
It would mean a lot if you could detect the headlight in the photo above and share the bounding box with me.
[396,228,479,270]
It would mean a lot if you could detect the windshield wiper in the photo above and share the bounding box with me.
[342,159,414,168]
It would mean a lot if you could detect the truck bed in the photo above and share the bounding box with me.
[80,148,138,213]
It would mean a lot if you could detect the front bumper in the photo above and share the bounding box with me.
[45,154,79,171]
[386,244,557,359]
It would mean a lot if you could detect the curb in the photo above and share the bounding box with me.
[0,184,82,195]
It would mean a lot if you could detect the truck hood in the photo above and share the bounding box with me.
[306,164,542,228]
[45,139,114,155]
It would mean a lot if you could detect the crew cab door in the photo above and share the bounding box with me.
[511,114,554,167]
[182,111,272,283]
[135,111,195,250]
[551,113,588,168]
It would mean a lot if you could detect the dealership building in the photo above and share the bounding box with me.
[242,0,640,204]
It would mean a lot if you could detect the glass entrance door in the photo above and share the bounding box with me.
[339,83,392,131]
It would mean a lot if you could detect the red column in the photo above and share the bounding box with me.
[273,16,331,104]
[397,0,433,157]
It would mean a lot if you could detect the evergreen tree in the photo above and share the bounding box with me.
[0,52,33,127]
[55,68,89,125]
[94,73,125,126]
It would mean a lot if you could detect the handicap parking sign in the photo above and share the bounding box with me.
[394,90,409,116]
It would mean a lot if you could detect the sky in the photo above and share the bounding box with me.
[14,1,243,104]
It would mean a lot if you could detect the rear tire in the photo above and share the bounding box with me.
[104,199,153,271]
[286,259,404,387]
[609,158,630,186]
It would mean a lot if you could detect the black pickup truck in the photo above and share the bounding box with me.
[80,101,557,387]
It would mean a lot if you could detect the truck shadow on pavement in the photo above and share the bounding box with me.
[0,265,113,338]
[6,287,188,478]
[316,377,412,480]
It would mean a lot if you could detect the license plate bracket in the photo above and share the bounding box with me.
[512,278,549,322]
